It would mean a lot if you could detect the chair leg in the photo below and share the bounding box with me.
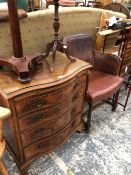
[85,103,93,132]
[0,160,9,175]
[125,75,131,90]
[124,85,131,111]
[112,90,120,111]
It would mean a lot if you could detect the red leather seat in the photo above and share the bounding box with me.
[63,34,123,132]
[87,70,123,103]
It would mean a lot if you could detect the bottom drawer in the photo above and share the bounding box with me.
[24,113,83,160]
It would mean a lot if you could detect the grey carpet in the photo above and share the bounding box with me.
[3,89,131,175]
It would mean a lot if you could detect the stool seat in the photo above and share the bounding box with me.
[0,107,11,175]
[0,107,11,120]
[86,70,123,103]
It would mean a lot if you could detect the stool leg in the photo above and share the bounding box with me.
[0,161,9,175]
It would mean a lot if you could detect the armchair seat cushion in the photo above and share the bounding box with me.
[86,70,123,103]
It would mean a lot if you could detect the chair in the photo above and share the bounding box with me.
[96,0,112,8]
[59,0,75,6]
[118,28,131,110]
[104,3,131,53]
[63,34,123,131]
[46,0,75,8]
[86,1,102,8]
[28,0,42,11]
[0,107,11,175]
[104,3,131,19]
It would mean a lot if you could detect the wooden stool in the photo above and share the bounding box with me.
[0,107,11,175]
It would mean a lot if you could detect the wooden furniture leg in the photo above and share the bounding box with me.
[124,78,131,111]
[112,90,120,111]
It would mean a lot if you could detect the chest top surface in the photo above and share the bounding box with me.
[0,52,91,97]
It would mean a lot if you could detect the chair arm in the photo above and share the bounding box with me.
[0,107,11,120]
[94,51,121,75]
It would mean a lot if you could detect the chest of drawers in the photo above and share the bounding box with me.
[0,52,91,174]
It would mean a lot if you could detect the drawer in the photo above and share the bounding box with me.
[24,113,83,160]
[18,89,84,131]
[15,74,86,116]
[21,98,83,147]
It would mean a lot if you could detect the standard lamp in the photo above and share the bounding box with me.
[43,0,76,72]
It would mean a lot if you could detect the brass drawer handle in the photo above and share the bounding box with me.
[73,82,78,89]
[71,107,77,117]
[34,128,44,134]
[71,120,76,127]
[27,114,44,124]
[33,128,44,138]
[32,99,46,108]
[37,142,46,149]
[72,93,79,102]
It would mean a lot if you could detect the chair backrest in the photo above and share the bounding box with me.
[104,3,131,19]
[63,34,94,65]
[119,28,131,76]
[87,1,102,8]
[28,0,41,11]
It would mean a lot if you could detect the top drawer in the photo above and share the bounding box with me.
[14,73,86,116]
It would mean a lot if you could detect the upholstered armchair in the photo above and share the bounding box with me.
[63,34,123,131]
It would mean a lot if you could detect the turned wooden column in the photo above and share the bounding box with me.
[7,0,23,58]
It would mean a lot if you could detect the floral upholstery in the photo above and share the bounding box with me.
[0,7,126,57]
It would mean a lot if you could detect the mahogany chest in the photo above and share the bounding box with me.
[0,52,91,174]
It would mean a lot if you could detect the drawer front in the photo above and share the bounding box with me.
[15,75,86,116]
[21,98,83,147]
[24,114,83,160]
[18,89,84,131]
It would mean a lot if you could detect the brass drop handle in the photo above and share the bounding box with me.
[71,120,76,127]
[72,93,79,102]
[33,128,44,137]
[32,98,46,108]
[37,142,46,149]
[27,114,44,124]
[71,107,77,116]
[73,82,78,89]
[35,128,44,133]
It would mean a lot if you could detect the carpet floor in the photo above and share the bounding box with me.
[3,89,131,175]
